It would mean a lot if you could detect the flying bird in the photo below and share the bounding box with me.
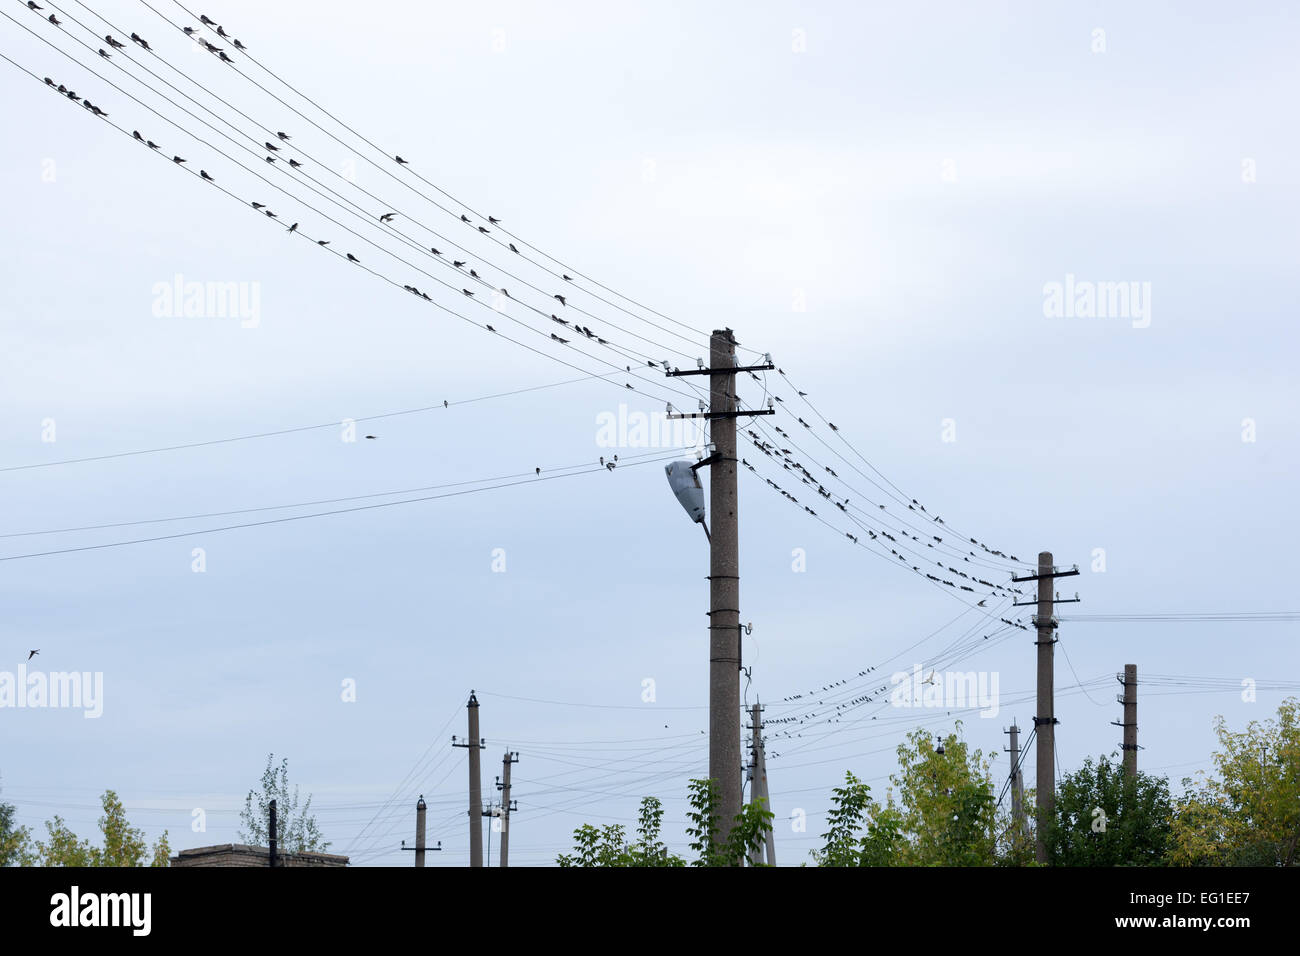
[27,650,39,660]
[379,212,396,222]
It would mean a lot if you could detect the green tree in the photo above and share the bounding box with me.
[1045,754,1172,866]
[811,771,875,866]
[0,781,32,867]
[238,754,329,853]
[32,790,169,867]
[1170,697,1300,866]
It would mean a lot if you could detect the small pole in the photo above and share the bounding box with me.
[268,798,277,868]
[415,795,427,868]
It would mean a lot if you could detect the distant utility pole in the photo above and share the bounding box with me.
[747,701,776,866]
[1012,552,1079,864]
[400,795,443,865]
[268,798,277,868]
[666,330,774,849]
[496,751,519,868]
[452,691,486,867]
[1004,722,1026,837]
[1113,664,1138,778]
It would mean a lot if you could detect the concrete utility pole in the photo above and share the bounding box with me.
[1005,722,1026,836]
[1012,552,1079,864]
[414,795,427,867]
[452,691,485,867]
[747,703,763,866]
[665,332,774,854]
[497,751,519,868]
[709,329,742,841]
[268,798,277,868]
[754,702,776,866]
[1115,664,1138,778]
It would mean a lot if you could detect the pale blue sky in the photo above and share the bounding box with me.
[1,0,1297,865]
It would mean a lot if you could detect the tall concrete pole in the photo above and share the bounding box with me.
[499,751,517,868]
[1034,551,1056,864]
[1122,664,1138,778]
[414,795,427,868]
[1006,723,1026,837]
[747,703,763,866]
[467,692,483,867]
[755,705,776,866]
[709,328,741,848]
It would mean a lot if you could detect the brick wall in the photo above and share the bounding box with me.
[171,843,349,867]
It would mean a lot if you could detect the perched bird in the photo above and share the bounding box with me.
[146,140,160,150]
[430,248,442,256]
[265,156,276,164]
[44,77,54,85]
[251,202,266,209]
[469,269,478,279]
[443,400,448,408]
[317,240,329,246]
[379,212,396,222]
[264,210,277,218]
[395,155,408,164]
[486,324,495,332]
[133,130,144,141]
[462,289,474,296]
[200,170,214,180]
[28,2,43,9]
[287,222,298,233]
[488,216,500,224]
[98,48,111,58]
[105,35,125,48]
[233,39,246,50]
[551,333,569,344]
[277,131,290,141]
[172,155,186,163]
[48,14,61,26]
[453,260,466,268]
[553,294,566,306]
[562,274,573,281]
[184,26,197,35]
[200,15,215,25]
[265,141,280,152]
[216,25,228,38]
[509,243,518,253]
[130,33,151,50]
[364,434,376,440]
[218,51,233,63]
[288,159,302,168]
[460,214,470,223]
[27,650,39,661]
[347,253,360,262]
[535,468,540,476]
[828,422,839,431]
[477,226,489,234]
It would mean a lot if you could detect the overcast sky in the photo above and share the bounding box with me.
[2,0,1297,866]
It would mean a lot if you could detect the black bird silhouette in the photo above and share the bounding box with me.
[184,26,197,35]
[317,240,329,246]
[347,253,360,262]
[535,468,540,476]
[554,294,566,306]
[200,170,214,180]
[562,274,573,281]
[477,226,489,234]
[133,130,143,141]
[218,51,233,63]
[264,210,277,218]
[288,158,301,168]
[146,140,160,150]
[551,333,569,344]
[462,289,473,296]
[233,39,246,50]
[364,434,376,440]
[27,650,39,661]
[216,25,228,38]
[251,202,266,209]
[395,155,408,164]
[453,260,465,268]
[486,324,495,332]
[44,77,54,85]
[460,215,470,223]
[98,48,111,58]
[48,14,61,25]
[200,15,215,25]
[265,142,280,151]
[105,35,125,48]
[287,222,298,233]
[488,216,500,224]
[430,248,442,256]
[509,243,518,253]
[469,269,478,279]
[379,212,395,222]
[172,155,186,163]
[28,2,43,9]
[265,157,276,164]
[277,132,290,141]
[130,33,150,50]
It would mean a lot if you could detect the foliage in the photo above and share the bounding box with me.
[1170,698,1300,866]
[1045,754,1172,866]
[238,754,329,853]
[0,782,32,867]
[30,790,169,867]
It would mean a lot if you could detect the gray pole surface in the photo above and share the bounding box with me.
[415,795,427,868]
[1007,723,1026,838]
[1122,664,1138,778]
[1034,551,1055,864]
[756,706,776,866]
[709,329,742,848]
[468,692,483,867]
[499,752,513,868]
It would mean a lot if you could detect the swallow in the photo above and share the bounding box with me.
[379,212,396,222]
[462,289,473,296]
[288,158,302,168]
[535,468,540,476]
[469,269,478,279]
[200,170,214,180]
[562,274,573,281]
[146,140,160,150]
[509,243,518,253]
[551,333,569,344]
[200,15,215,25]
[173,155,186,163]
[828,423,839,431]
[554,294,566,306]
[44,77,54,85]
[27,649,39,660]
[233,39,245,50]
[184,26,197,35]
[478,226,489,234]
[265,156,276,164]
[48,14,61,26]
[488,216,500,224]
[395,155,408,164]
[276,132,290,141]
[347,253,360,262]
[430,248,442,256]
[27,2,43,9]
[265,142,280,151]
[252,202,267,210]
[133,130,144,141]
[317,240,329,246]
[66,91,80,102]
[105,34,125,48]
[364,434,376,440]
[98,48,111,58]
[288,222,298,233]
[453,260,466,268]
[218,51,233,63]
[460,215,470,223]
[486,324,496,332]
[264,210,277,218]
[130,33,151,50]
[216,25,228,38]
